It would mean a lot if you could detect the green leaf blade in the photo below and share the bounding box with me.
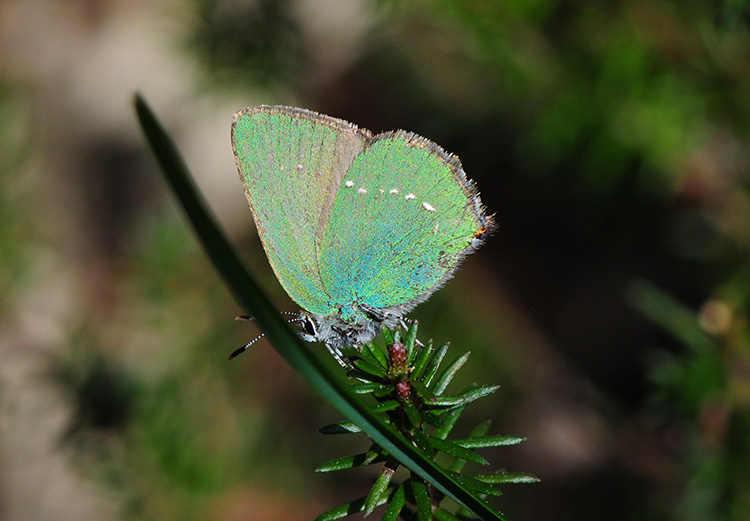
[429,385,500,408]
[319,422,362,434]
[381,484,406,521]
[315,451,385,472]
[363,464,396,516]
[454,435,526,449]
[410,478,433,521]
[428,435,489,466]
[475,471,541,484]
[432,352,471,396]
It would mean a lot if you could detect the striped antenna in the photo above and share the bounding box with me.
[228,312,303,360]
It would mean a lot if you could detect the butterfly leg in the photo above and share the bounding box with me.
[325,343,351,369]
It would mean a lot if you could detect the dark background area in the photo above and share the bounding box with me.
[1,1,749,520]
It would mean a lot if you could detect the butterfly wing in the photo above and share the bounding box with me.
[318,131,493,316]
[232,106,370,315]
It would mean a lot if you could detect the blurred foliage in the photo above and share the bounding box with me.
[0,80,36,312]
[629,274,750,521]
[187,0,304,89]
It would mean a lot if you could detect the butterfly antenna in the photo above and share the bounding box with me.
[231,312,305,360]
[237,311,300,322]
[228,332,266,360]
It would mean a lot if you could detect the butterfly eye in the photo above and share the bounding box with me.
[302,315,318,337]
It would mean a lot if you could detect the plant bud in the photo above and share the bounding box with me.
[388,341,408,374]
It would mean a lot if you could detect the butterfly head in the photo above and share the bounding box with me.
[297,310,382,348]
[296,305,404,366]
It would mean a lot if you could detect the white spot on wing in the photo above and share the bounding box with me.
[405,193,416,200]
[422,202,436,212]
[345,180,354,188]
[389,189,399,194]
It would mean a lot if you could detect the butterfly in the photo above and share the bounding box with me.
[232,106,493,365]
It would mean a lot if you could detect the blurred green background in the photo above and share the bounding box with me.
[2,0,750,520]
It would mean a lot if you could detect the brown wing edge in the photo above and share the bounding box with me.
[231,105,376,143]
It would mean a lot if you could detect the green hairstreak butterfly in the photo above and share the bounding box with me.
[231,106,493,365]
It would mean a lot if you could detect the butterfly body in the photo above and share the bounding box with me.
[232,106,493,361]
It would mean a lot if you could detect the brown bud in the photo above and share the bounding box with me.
[395,381,412,402]
[388,341,408,374]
